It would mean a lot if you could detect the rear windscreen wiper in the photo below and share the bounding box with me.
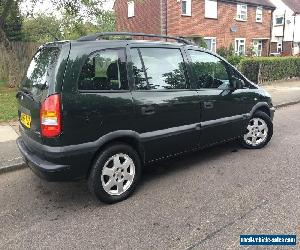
[16,89,34,101]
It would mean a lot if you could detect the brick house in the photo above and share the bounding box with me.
[269,0,300,55]
[114,0,275,56]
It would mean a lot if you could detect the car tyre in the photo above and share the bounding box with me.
[241,111,273,149]
[88,143,142,204]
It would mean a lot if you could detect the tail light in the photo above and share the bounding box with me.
[40,94,61,137]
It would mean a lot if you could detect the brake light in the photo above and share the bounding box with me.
[40,94,61,137]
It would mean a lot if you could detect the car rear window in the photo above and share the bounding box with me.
[21,47,60,96]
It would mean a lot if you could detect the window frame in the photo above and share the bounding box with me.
[205,0,218,19]
[181,0,192,16]
[187,49,251,90]
[256,7,263,23]
[236,4,247,21]
[77,48,130,93]
[204,37,217,53]
[128,46,191,91]
[235,38,246,55]
[128,1,135,18]
[275,15,284,26]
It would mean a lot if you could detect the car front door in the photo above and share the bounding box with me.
[128,45,201,162]
[187,49,249,146]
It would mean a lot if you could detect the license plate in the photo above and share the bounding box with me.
[20,113,31,128]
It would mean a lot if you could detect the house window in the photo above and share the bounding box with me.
[277,41,282,53]
[205,0,217,19]
[235,38,246,55]
[128,1,135,18]
[253,40,263,56]
[275,15,284,25]
[182,0,192,16]
[256,7,263,22]
[237,4,247,21]
[204,37,217,52]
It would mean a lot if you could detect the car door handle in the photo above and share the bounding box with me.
[141,106,155,115]
[203,101,214,109]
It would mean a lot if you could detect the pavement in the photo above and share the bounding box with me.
[0,103,299,249]
[0,79,300,173]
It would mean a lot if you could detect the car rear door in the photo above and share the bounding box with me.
[60,42,135,146]
[187,49,249,146]
[128,45,201,162]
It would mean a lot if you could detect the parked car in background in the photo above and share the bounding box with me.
[16,33,275,203]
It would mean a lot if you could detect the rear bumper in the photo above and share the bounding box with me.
[17,136,94,182]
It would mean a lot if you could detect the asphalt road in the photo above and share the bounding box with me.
[1,104,300,250]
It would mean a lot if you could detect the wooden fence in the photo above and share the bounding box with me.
[0,42,41,82]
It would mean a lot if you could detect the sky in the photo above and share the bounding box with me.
[20,0,115,17]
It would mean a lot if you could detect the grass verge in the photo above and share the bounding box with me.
[0,80,18,122]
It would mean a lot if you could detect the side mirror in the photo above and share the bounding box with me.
[231,77,244,90]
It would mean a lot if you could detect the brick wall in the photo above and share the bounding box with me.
[114,0,162,35]
[114,0,273,54]
[167,0,273,54]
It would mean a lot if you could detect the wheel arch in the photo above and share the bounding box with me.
[250,102,271,118]
[86,131,145,178]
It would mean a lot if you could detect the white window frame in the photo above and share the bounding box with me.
[252,40,263,56]
[235,38,246,55]
[275,15,284,25]
[181,0,192,16]
[205,0,218,19]
[236,4,247,21]
[128,1,135,18]
[204,37,217,53]
[256,7,263,23]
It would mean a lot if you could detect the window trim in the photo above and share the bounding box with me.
[275,14,284,26]
[204,37,217,53]
[77,47,130,93]
[205,0,218,19]
[129,47,191,91]
[235,38,246,55]
[256,6,263,23]
[128,1,135,18]
[181,0,192,16]
[236,4,247,22]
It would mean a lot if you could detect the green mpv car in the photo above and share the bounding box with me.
[17,32,275,203]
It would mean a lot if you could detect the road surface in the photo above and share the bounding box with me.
[1,104,300,249]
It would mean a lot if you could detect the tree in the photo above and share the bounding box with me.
[22,14,61,42]
[0,0,22,87]
[0,0,109,87]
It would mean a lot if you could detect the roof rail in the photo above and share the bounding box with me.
[77,32,194,45]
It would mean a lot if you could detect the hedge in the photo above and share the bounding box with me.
[239,57,300,84]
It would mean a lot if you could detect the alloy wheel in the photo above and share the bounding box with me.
[101,153,135,196]
[244,118,269,147]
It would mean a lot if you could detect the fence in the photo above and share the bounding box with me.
[0,42,41,82]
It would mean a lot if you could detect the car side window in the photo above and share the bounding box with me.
[130,47,188,90]
[189,50,230,90]
[78,49,128,91]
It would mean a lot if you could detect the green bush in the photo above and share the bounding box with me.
[227,55,245,66]
[239,57,300,84]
